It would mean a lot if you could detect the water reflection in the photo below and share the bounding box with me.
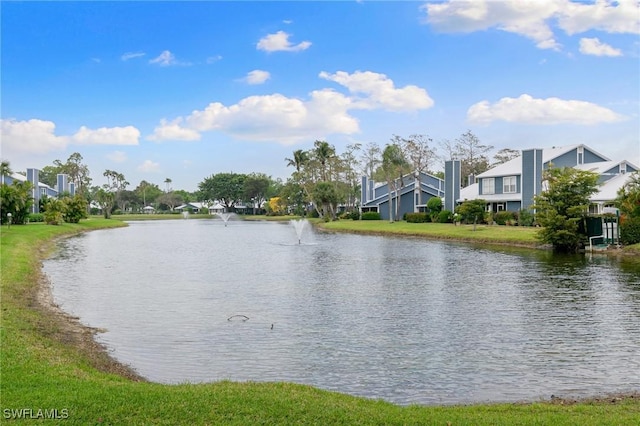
[43,220,640,405]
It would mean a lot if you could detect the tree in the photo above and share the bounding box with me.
[95,188,115,219]
[103,170,129,213]
[285,149,309,174]
[164,178,172,192]
[156,192,183,212]
[381,143,408,222]
[312,181,339,220]
[54,152,91,196]
[313,140,336,182]
[0,180,33,225]
[616,171,640,245]
[0,160,12,177]
[43,198,64,225]
[616,171,640,218]
[533,166,599,253]
[453,130,493,186]
[198,172,247,212]
[398,134,437,206]
[493,148,521,166]
[62,195,88,223]
[339,143,362,212]
[243,173,272,214]
[361,142,381,179]
[135,180,162,207]
[456,199,486,224]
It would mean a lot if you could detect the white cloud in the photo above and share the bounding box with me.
[149,70,431,145]
[149,50,191,67]
[71,125,140,145]
[206,55,223,64]
[579,37,623,56]
[421,0,639,51]
[243,70,271,85]
[467,94,626,125]
[0,118,68,155]
[558,0,640,35]
[137,160,160,172]
[319,70,434,111]
[256,31,312,52]
[107,150,127,163]
[121,52,146,61]
[147,118,201,142]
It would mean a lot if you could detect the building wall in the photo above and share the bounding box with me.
[521,149,543,211]
[26,168,40,213]
[444,160,461,213]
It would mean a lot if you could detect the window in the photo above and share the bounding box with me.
[482,178,495,195]
[503,176,517,193]
[578,146,584,165]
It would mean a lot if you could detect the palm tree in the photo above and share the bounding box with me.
[313,140,336,182]
[285,149,309,173]
[164,178,172,193]
[1,160,12,185]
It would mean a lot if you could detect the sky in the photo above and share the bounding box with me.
[1,0,639,192]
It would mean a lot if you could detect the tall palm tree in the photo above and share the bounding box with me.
[285,149,309,173]
[164,178,172,193]
[1,160,12,185]
[313,140,335,182]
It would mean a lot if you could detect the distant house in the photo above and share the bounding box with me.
[175,202,225,214]
[142,205,156,214]
[1,168,74,213]
[360,171,445,220]
[444,144,638,214]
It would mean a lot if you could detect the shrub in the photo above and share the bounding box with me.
[427,197,443,213]
[620,216,640,245]
[347,210,360,220]
[456,199,486,224]
[405,213,430,223]
[28,213,44,223]
[62,195,88,223]
[494,211,515,225]
[517,209,535,227]
[361,211,381,220]
[437,210,452,223]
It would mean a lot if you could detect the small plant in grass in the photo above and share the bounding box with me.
[437,210,452,223]
[361,211,381,220]
[494,211,515,225]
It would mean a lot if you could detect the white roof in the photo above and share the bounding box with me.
[591,173,631,202]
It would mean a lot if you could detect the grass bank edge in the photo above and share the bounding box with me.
[1,219,639,425]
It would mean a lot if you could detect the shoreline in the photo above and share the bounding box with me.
[28,219,639,408]
[33,229,146,382]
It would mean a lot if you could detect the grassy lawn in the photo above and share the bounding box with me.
[318,220,541,247]
[1,218,638,424]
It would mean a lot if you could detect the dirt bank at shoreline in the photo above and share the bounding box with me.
[33,237,146,382]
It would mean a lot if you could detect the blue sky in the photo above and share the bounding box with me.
[2,0,639,192]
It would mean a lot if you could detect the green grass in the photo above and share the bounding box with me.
[1,219,639,424]
[318,220,541,247]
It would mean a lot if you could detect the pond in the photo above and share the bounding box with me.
[43,219,640,405]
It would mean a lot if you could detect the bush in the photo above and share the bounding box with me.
[361,211,381,220]
[517,209,535,227]
[28,213,44,223]
[347,210,360,220]
[437,210,452,223]
[494,211,515,225]
[62,195,88,223]
[620,216,640,245]
[405,213,430,223]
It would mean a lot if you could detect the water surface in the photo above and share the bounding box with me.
[43,219,640,405]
